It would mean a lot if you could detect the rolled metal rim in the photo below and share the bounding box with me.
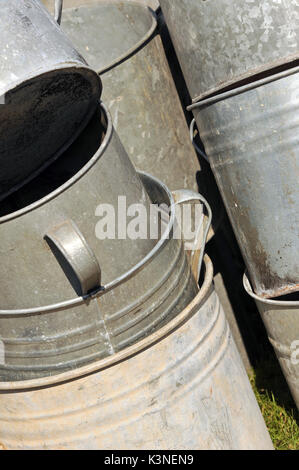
[0,171,177,316]
[188,65,299,110]
[243,273,299,307]
[64,1,158,75]
[0,254,213,391]
[190,54,299,103]
[0,64,102,202]
[0,99,110,225]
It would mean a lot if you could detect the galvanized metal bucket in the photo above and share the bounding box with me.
[188,67,299,299]
[0,0,102,201]
[0,105,206,380]
[244,274,299,410]
[159,0,299,101]
[43,0,159,11]
[61,0,201,192]
[0,256,273,450]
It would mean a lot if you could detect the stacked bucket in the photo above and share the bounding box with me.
[0,0,276,450]
[160,0,299,409]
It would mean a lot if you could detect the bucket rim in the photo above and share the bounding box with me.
[62,0,158,76]
[187,65,299,111]
[0,172,177,316]
[0,255,213,391]
[243,273,299,307]
[0,99,111,224]
[0,64,102,203]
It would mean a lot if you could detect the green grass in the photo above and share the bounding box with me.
[249,356,299,450]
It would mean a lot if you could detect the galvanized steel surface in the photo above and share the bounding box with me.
[0,139,199,380]
[159,0,299,101]
[244,274,299,410]
[0,0,101,200]
[43,0,160,11]
[189,67,299,299]
[0,256,274,450]
[61,1,201,192]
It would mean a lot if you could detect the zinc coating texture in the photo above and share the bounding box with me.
[159,0,299,101]
[0,256,273,450]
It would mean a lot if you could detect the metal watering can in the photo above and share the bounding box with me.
[0,0,101,200]
[0,103,210,381]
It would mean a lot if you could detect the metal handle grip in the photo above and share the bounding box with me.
[172,189,212,281]
[54,0,63,24]
[44,219,101,296]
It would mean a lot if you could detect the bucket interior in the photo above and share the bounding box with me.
[0,68,101,201]
[0,104,107,218]
[61,2,156,72]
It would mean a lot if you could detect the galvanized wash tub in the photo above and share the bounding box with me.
[0,0,101,200]
[159,0,299,101]
[0,256,274,450]
[244,274,299,410]
[0,108,204,380]
[61,0,201,192]
[188,67,299,299]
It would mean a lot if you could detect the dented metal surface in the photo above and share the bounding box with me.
[244,273,299,410]
[0,129,199,380]
[0,256,273,450]
[159,0,299,101]
[0,0,102,200]
[61,0,201,192]
[189,67,299,299]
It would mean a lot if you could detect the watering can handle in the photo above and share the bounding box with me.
[172,189,212,281]
[54,0,63,24]
[44,219,102,296]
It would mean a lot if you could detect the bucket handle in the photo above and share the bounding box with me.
[189,119,209,163]
[172,190,212,281]
[54,0,63,24]
[0,180,212,315]
[44,219,102,296]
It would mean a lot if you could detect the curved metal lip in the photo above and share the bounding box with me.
[0,98,109,225]
[191,54,299,104]
[0,64,103,203]
[187,65,299,111]
[0,255,213,391]
[0,171,176,316]
[243,273,299,307]
[63,0,158,75]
